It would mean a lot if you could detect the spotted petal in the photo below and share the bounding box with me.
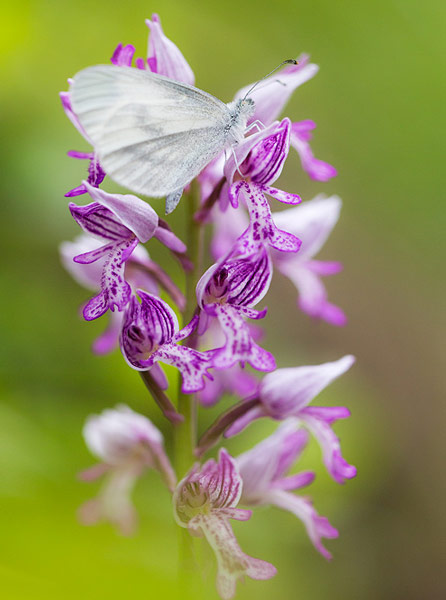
[83,238,136,320]
[211,304,275,372]
[230,182,301,254]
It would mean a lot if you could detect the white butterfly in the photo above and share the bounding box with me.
[71,65,256,213]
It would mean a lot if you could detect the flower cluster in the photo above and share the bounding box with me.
[60,13,355,599]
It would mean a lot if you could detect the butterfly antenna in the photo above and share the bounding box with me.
[243,59,298,100]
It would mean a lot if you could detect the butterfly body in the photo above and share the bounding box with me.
[71,66,256,204]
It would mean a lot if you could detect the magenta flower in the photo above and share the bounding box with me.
[197,245,275,372]
[198,57,324,213]
[273,195,346,325]
[234,56,336,182]
[237,421,338,559]
[79,405,176,535]
[226,355,357,484]
[60,234,184,362]
[173,449,276,599]
[223,119,302,255]
[110,14,195,83]
[120,290,212,393]
[69,182,186,321]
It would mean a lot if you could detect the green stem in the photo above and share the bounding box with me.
[174,180,204,584]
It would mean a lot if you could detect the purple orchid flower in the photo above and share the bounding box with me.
[234,55,336,182]
[273,195,346,325]
[223,119,303,255]
[198,56,330,211]
[110,14,195,83]
[196,245,276,372]
[79,405,176,535]
[69,182,186,322]
[173,448,276,599]
[120,290,212,393]
[199,120,302,254]
[236,420,338,559]
[60,234,184,363]
[226,355,357,484]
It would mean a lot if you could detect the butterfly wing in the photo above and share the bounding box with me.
[71,65,231,197]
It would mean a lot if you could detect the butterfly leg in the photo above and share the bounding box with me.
[244,120,265,135]
[229,146,247,178]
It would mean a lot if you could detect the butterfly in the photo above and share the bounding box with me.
[70,65,257,213]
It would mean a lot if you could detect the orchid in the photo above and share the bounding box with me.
[173,449,276,599]
[226,355,357,484]
[60,234,184,354]
[60,13,356,599]
[237,420,338,559]
[290,120,338,181]
[69,182,185,321]
[224,119,303,255]
[196,244,276,372]
[142,14,195,84]
[120,290,212,393]
[79,405,175,535]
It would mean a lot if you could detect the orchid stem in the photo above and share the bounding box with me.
[195,397,260,457]
[139,371,184,425]
[174,180,204,584]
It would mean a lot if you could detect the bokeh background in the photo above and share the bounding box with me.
[1,1,445,598]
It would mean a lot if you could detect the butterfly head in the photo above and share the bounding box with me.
[237,97,256,120]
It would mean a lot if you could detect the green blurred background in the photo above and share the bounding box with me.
[1,0,445,598]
